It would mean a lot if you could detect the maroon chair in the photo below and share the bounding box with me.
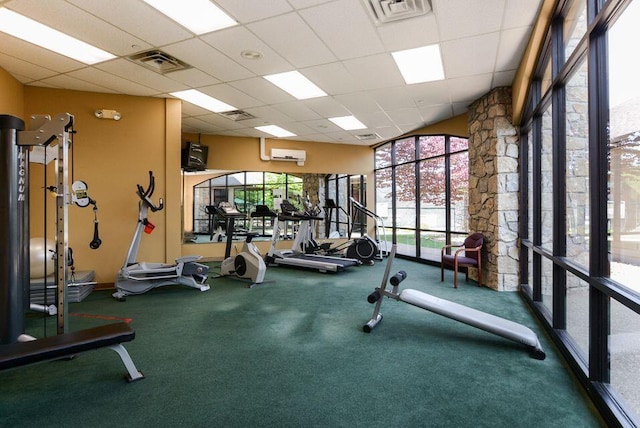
[440,233,484,288]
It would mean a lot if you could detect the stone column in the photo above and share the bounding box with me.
[468,87,520,291]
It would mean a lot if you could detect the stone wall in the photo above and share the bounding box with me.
[468,87,520,291]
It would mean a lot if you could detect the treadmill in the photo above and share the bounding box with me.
[265,200,361,273]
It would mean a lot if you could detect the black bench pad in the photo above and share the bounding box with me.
[0,322,135,370]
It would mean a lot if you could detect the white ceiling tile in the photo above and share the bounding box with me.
[370,86,417,110]
[0,33,84,73]
[37,74,117,93]
[452,101,472,116]
[181,102,215,117]
[230,77,296,105]
[243,105,294,124]
[441,33,501,79]
[492,70,516,87]
[248,13,337,68]
[201,26,293,76]
[302,62,362,95]
[215,0,293,23]
[342,54,405,90]
[7,0,150,56]
[503,0,543,29]
[409,80,453,106]
[68,67,158,96]
[96,59,187,94]
[376,13,440,52]
[356,111,396,128]
[0,0,544,142]
[495,27,533,71]
[0,52,58,81]
[433,0,504,41]
[166,68,221,88]
[66,0,193,46]
[303,97,351,118]
[162,39,254,83]
[301,118,343,133]
[447,74,493,104]
[418,104,455,124]
[198,83,263,109]
[333,92,383,115]
[385,108,425,126]
[272,102,323,121]
[299,1,385,60]
[182,116,228,133]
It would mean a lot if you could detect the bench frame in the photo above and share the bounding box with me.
[0,322,144,382]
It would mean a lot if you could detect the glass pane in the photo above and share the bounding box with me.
[286,174,303,200]
[395,163,416,228]
[566,271,589,359]
[395,137,416,164]
[336,176,350,237]
[541,103,553,250]
[563,0,587,60]
[565,58,589,269]
[419,135,444,158]
[608,0,640,293]
[265,172,285,209]
[421,231,446,261]
[419,158,445,231]
[375,169,393,251]
[541,256,554,316]
[450,152,468,233]
[610,298,640,418]
[541,56,552,95]
[375,143,392,168]
[449,136,468,152]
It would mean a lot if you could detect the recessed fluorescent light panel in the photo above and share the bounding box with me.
[264,71,327,100]
[329,115,367,131]
[144,0,236,34]
[0,8,115,65]
[392,44,444,84]
[255,125,296,138]
[170,89,236,113]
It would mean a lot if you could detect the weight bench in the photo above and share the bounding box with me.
[0,322,144,382]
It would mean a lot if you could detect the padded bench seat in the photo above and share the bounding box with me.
[0,322,144,382]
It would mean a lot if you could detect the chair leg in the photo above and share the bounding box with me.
[478,265,482,287]
[441,262,444,282]
[453,261,458,288]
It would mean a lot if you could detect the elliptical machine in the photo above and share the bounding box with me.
[114,171,210,301]
[217,203,272,288]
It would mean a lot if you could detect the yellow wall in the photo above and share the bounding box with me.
[179,134,374,259]
[24,86,182,284]
[0,64,500,283]
[0,67,24,117]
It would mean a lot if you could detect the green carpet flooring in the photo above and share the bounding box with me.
[0,258,603,427]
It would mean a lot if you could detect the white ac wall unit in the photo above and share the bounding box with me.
[270,148,306,166]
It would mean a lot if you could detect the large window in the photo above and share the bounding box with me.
[520,0,640,424]
[374,134,469,262]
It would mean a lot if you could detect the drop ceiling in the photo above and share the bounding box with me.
[0,0,543,146]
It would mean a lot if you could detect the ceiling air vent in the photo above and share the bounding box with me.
[127,50,191,74]
[363,0,432,25]
[356,133,381,141]
[218,110,256,121]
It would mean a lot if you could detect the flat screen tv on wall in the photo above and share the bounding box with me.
[182,142,208,171]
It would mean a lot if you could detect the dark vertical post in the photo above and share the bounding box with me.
[0,114,27,344]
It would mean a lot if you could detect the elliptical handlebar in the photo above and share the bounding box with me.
[136,171,164,212]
